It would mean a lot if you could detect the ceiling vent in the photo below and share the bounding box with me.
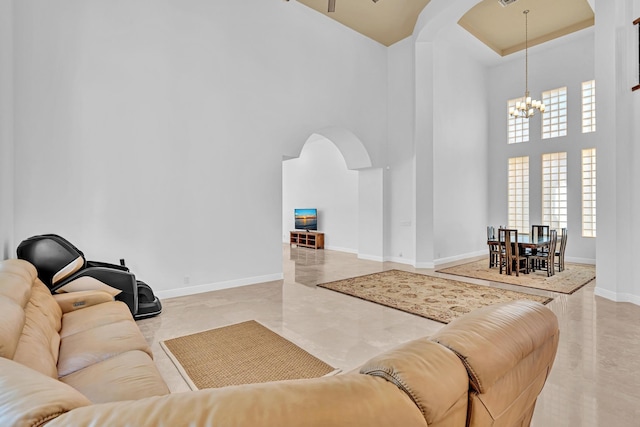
[498,0,520,6]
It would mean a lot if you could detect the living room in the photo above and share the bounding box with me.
[1,0,640,425]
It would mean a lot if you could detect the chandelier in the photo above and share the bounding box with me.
[509,10,545,119]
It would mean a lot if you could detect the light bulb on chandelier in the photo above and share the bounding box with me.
[509,10,545,119]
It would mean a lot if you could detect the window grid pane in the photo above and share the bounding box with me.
[508,156,529,234]
[542,87,568,139]
[582,148,597,237]
[582,80,596,133]
[507,98,530,144]
[542,152,568,230]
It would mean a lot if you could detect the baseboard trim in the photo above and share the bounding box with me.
[594,287,640,306]
[385,256,415,265]
[326,245,357,254]
[155,273,284,300]
[565,256,595,265]
[358,253,384,262]
[434,250,486,267]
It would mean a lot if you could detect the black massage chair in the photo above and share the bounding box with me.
[17,234,162,320]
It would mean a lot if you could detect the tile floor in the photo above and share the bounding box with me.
[137,245,640,427]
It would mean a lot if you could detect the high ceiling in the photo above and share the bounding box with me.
[295,0,595,55]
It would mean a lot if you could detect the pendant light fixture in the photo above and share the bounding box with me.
[509,10,545,119]
[328,0,379,13]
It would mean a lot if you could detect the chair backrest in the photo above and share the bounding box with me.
[559,228,568,255]
[16,234,86,288]
[498,228,519,258]
[548,229,558,259]
[487,226,496,241]
[531,225,550,241]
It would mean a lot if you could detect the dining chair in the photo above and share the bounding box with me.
[487,226,500,268]
[531,225,550,240]
[498,228,528,276]
[555,228,568,272]
[529,229,557,277]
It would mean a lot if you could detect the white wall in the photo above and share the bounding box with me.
[488,30,597,264]
[386,37,416,264]
[410,3,491,268]
[0,0,13,260]
[432,38,489,264]
[282,137,358,253]
[11,0,387,296]
[594,0,640,304]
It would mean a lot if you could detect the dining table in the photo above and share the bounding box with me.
[487,233,555,275]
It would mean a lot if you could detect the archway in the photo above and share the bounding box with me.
[282,127,383,261]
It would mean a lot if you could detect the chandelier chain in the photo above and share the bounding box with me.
[509,9,545,119]
[524,10,529,95]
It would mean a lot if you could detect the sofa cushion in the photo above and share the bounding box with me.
[0,259,63,378]
[12,280,63,378]
[59,300,136,338]
[58,319,153,377]
[60,350,170,403]
[0,260,36,360]
[0,357,91,427]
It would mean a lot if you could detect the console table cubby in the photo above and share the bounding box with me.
[290,231,325,249]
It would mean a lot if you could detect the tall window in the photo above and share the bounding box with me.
[582,148,596,237]
[542,87,568,139]
[507,97,529,144]
[582,80,596,133]
[508,156,529,234]
[542,152,568,230]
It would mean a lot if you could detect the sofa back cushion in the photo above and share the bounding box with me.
[430,300,559,427]
[0,259,62,378]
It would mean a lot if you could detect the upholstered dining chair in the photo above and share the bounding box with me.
[529,229,557,277]
[555,228,568,272]
[487,226,500,268]
[498,228,528,276]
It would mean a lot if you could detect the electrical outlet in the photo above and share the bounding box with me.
[184,276,190,285]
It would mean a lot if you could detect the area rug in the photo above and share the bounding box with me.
[160,320,339,390]
[436,259,596,294]
[317,270,552,324]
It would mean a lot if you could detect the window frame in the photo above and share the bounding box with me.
[582,148,597,238]
[542,152,568,231]
[542,87,568,139]
[508,156,530,234]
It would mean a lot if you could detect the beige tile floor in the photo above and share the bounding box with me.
[137,245,640,427]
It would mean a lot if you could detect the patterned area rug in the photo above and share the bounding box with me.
[160,320,339,390]
[436,259,596,294]
[317,270,552,324]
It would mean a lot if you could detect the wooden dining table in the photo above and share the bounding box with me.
[488,234,553,252]
[487,234,555,275]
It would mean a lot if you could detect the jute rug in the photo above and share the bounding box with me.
[160,320,339,390]
[436,259,596,294]
[317,269,551,324]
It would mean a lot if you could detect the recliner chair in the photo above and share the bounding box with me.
[16,234,162,320]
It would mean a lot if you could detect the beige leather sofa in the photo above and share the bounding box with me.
[0,258,559,427]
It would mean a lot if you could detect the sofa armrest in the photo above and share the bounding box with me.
[0,358,91,427]
[360,338,468,426]
[54,291,115,313]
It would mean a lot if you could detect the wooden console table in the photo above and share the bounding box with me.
[290,231,324,249]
